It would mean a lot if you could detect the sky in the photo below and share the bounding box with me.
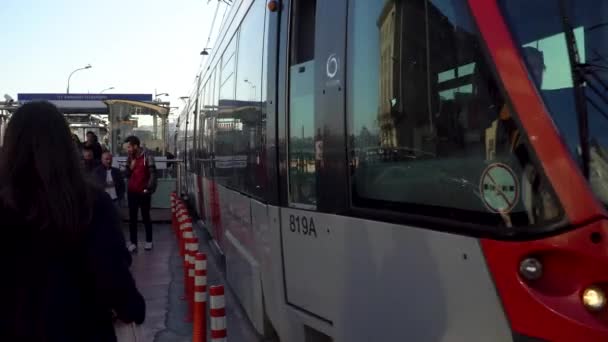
[0,0,228,123]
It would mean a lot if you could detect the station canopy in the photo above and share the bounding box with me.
[17,93,168,115]
[17,93,170,155]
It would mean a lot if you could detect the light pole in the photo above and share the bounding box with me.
[100,86,114,93]
[244,79,256,101]
[155,93,169,101]
[66,64,92,94]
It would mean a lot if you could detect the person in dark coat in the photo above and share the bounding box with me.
[0,101,145,342]
[72,133,83,156]
[85,131,103,161]
[95,151,126,206]
[83,146,100,174]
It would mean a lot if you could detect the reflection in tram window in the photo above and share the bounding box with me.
[234,0,267,199]
[288,0,317,206]
[347,0,562,227]
[216,35,238,188]
[500,0,608,207]
[204,0,267,200]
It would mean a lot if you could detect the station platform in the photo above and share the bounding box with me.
[119,207,172,223]
[125,216,261,342]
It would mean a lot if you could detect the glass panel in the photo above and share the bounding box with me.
[499,0,608,206]
[217,35,238,188]
[289,61,316,205]
[234,0,267,198]
[186,97,197,172]
[288,0,318,206]
[347,0,562,227]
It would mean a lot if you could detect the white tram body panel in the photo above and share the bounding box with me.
[173,0,542,340]
[189,181,514,341]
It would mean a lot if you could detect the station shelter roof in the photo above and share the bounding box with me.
[17,93,161,115]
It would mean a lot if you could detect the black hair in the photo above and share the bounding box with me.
[0,101,92,234]
[124,135,141,147]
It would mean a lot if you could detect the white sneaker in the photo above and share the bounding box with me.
[127,243,137,253]
[144,242,153,251]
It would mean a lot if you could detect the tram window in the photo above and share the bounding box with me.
[216,34,238,188]
[220,36,237,102]
[234,0,267,198]
[501,0,608,207]
[214,67,220,108]
[290,0,316,64]
[288,0,318,206]
[347,0,562,227]
[201,73,214,178]
[197,81,210,164]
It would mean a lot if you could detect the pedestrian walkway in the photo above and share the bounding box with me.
[128,224,175,341]
[126,219,262,341]
[120,207,172,223]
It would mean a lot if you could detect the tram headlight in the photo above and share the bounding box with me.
[582,286,607,312]
[519,257,543,281]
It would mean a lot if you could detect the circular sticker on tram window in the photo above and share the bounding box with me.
[479,163,520,213]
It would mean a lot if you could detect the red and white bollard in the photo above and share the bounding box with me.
[183,234,198,322]
[210,285,227,342]
[187,237,199,317]
[178,219,193,257]
[181,229,194,299]
[170,194,176,213]
[192,252,207,342]
[175,205,189,238]
[171,194,178,233]
[176,203,187,217]
[170,193,177,210]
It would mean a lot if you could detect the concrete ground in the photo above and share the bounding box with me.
[126,219,261,342]
[120,207,172,223]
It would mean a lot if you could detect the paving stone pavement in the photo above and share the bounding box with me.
[125,220,262,342]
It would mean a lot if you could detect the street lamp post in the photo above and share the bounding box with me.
[66,64,92,94]
[100,87,115,93]
[155,93,169,101]
[244,79,257,101]
[154,89,169,102]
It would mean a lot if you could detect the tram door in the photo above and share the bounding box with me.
[280,0,348,324]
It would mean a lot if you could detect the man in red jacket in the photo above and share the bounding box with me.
[124,136,157,252]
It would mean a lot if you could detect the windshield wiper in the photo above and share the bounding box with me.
[559,0,591,178]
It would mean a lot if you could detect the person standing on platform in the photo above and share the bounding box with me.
[85,131,103,161]
[124,135,157,252]
[95,151,125,210]
[83,146,100,174]
[0,101,145,341]
[72,133,83,156]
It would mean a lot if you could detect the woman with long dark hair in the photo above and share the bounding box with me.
[0,101,145,341]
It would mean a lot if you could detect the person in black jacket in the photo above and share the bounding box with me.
[95,151,126,207]
[83,145,101,174]
[85,131,103,161]
[0,101,145,342]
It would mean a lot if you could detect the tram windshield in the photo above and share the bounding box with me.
[499,0,608,206]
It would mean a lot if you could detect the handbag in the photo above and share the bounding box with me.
[114,320,144,342]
